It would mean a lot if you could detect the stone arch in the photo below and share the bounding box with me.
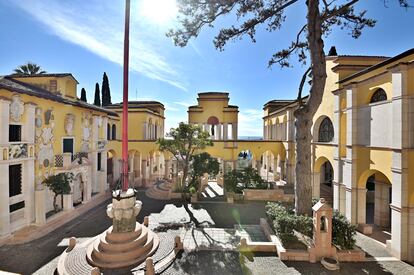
[313,156,334,205]
[314,115,334,143]
[207,116,219,125]
[358,169,392,232]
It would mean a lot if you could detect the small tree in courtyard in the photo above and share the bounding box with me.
[43,172,73,212]
[157,122,213,192]
[168,0,409,215]
[189,152,220,190]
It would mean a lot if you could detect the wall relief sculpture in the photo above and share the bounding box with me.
[64,114,75,135]
[10,94,24,122]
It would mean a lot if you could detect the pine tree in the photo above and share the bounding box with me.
[80,88,87,102]
[101,72,112,106]
[93,83,101,106]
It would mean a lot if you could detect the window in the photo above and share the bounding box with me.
[107,124,111,140]
[10,201,25,212]
[370,88,387,103]
[97,152,102,171]
[9,164,22,197]
[50,80,57,92]
[112,124,116,140]
[318,117,334,142]
[63,138,74,155]
[9,124,22,142]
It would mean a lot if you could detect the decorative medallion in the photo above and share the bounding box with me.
[9,95,24,122]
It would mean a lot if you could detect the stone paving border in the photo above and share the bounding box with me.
[0,192,111,246]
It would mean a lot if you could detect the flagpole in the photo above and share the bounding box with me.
[121,0,130,192]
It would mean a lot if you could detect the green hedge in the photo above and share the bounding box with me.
[266,202,357,249]
[332,210,357,249]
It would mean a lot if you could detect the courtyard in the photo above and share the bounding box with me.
[0,189,413,275]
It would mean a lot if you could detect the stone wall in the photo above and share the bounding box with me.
[243,189,294,202]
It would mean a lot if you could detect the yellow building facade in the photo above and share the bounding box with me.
[0,74,167,237]
[265,48,414,262]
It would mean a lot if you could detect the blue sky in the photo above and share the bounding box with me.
[0,0,413,136]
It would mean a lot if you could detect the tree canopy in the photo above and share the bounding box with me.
[13,62,46,75]
[157,122,213,190]
[93,83,101,106]
[101,72,112,106]
[80,88,87,102]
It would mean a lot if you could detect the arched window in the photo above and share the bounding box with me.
[370,88,387,103]
[112,124,116,140]
[107,123,111,140]
[318,117,334,142]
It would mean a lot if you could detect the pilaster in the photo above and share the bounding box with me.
[0,163,10,236]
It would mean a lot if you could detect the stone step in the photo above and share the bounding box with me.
[99,226,149,253]
[105,224,142,243]
[91,231,156,264]
[86,232,160,269]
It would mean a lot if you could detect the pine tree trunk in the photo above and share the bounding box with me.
[294,0,327,216]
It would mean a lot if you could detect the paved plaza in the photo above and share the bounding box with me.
[0,190,413,274]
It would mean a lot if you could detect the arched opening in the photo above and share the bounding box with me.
[112,124,116,140]
[107,150,116,188]
[365,171,391,228]
[237,149,253,170]
[207,116,219,139]
[370,88,387,103]
[314,157,334,206]
[318,117,334,142]
[72,173,84,207]
[107,123,111,140]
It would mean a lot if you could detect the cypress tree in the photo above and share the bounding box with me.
[93,83,101,106]
[101,72,112,106]
[80,88,87,102]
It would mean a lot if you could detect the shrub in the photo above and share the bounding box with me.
[332,210,357,249]
[266,202,312,239]
[189,186,197,195]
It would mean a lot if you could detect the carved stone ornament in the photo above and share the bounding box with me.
[64,114,75,135]
[10,95,24,122]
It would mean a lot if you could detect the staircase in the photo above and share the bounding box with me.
[145,180,172,200]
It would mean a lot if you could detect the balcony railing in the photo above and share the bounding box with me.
[55,152,89,167]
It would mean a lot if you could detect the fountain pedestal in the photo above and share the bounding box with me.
[86,189,159,270]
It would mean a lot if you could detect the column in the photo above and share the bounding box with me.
[223,123,228,140]
[389,65,410,260]
[344,84,359,224]
[113,157,121,183]
[232,123,237,140]
[333,92,342,211]
[24,159,35,224]
[100,149,108,193]
[143,122,148,140]
[285,142,295,185]
[0,99,10,144]
[141,159,148,186]
[91,116,99,193]
[312,172,321,199]
[0,163,10,236]
[23,103,36,143]
[35,186,46,225]
[217,124,222,140]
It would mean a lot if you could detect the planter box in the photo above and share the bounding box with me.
[168,192,183,199]
[243,189,294,202]
[273,233,365,262]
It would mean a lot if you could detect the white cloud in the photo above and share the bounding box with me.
[173,101,194,107]
[11,0,187,91]
[238,109,263,137]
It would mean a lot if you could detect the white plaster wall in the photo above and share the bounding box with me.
[358,103,392,147]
